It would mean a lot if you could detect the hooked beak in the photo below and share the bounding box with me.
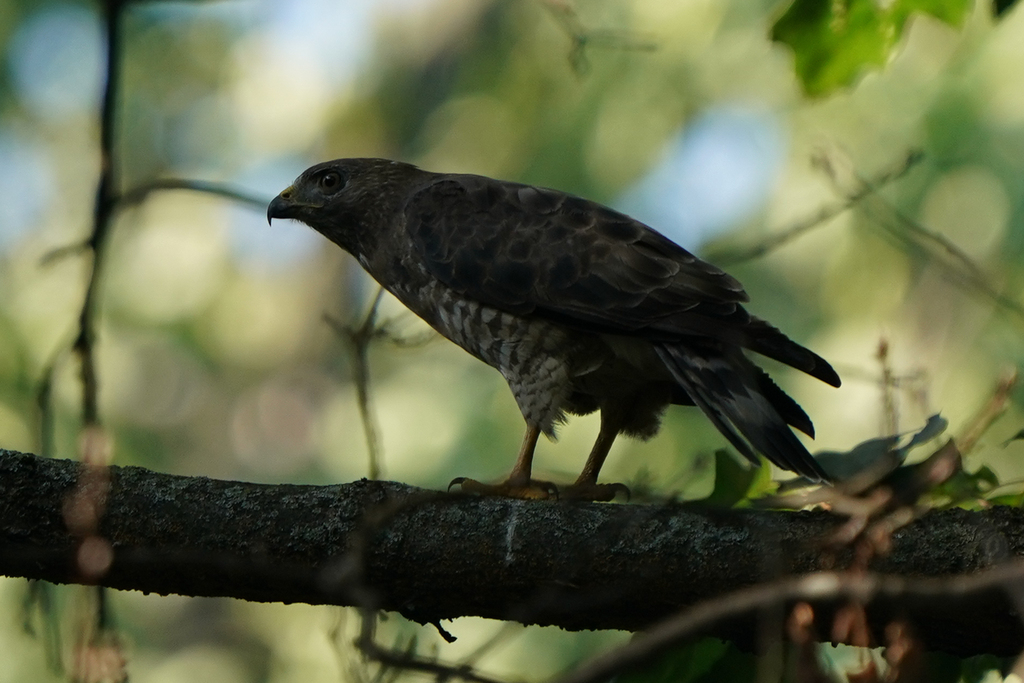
[267,187,298,225]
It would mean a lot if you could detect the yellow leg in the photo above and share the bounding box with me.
[507,424,541,487]
[562,414,630,502]
[449,423,557,499]
[574,420,617,486]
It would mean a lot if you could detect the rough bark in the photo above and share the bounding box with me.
[1,448,1022,656]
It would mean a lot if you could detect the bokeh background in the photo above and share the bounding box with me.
[3,0,1024,680]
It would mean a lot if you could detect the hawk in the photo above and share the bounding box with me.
[267,158,841,500]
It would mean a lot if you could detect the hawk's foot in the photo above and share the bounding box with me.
[448,476,558,500]
[559,481,630,502]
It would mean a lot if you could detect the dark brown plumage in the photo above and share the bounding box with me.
[267,158,840,499]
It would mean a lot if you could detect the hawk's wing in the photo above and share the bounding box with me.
[402,173,839,386]
[403,174,747,332]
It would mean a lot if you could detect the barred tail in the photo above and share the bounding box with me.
[655,344,830,482]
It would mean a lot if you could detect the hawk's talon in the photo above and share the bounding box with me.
[449,476,559,500]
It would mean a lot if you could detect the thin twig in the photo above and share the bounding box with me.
[877,338,898,437]
[34,343,71,459]
[325,290,442,681]
[707,150,923,265]
[74,1,127,429]
[859,194,1024,321]
[41,181,269,271]
[323,293,434,480]
[357,610,509,683]
[540,0,657,74]
[21,581,63,675]
[555,562,1024,683]
[957,369,1018,456]
[66,3,129,681]
[42,179,268,267]
[113,178,268,212]
[818,153,1024,325]
[325,289,387,480]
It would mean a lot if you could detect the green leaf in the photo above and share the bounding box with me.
[972,465,1001,489]
[704,451,777,507]
[744,456,779,502]
[931,464,1001,503]
[987,493,1024,507]
[958,654,1013,683]
[772,0,971,96]
[704,450,755,508]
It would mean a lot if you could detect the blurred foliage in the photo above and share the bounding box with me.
[995,0,1021,15]
[621,639,1012,683]
[936,462,1001,503]
[959,654,1016,682]
[616,638,756,683]
[3,0,1024,680]
[772,0,971,96]
[813,413,947,481]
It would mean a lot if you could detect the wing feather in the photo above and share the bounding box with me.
[403,174,743,323]
[401,172,840,387]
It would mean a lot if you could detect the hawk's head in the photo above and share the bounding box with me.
[267,158,421,255]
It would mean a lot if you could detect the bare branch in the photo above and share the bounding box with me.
[821,154,1024,325]
[706,151,923,266]
[556,563,1024,683]
[325,289,388,480]
[74,0,129,430]
[41,180,268,268]
[2,448,1024,656]
[877,338,898,437]
[65,3,134,677]
[540,0,657,74]
[957,369,1018,456]
[112,178,268,213]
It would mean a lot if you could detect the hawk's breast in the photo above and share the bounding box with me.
[388,274,576,433]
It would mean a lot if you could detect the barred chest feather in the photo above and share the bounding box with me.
[387,275,576,433]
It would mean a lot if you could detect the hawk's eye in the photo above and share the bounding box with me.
[318,171,344,193]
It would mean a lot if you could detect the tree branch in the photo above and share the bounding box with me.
[2,448,1023,656]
